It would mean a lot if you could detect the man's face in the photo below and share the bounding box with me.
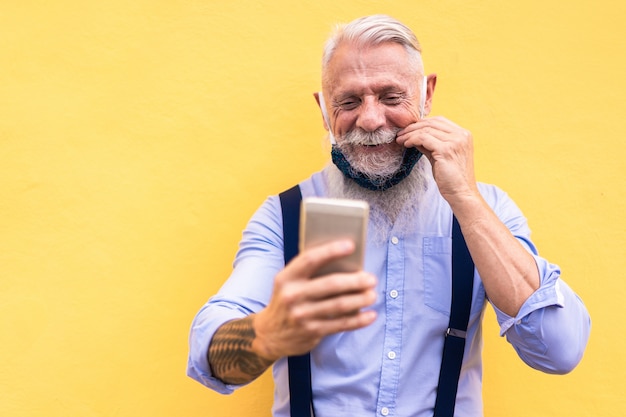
[322,41,427,177]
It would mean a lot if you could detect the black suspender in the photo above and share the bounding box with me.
[280,185,315,417]
[279,185,475,417]
[280,185,303,266]
[433,216,475,417]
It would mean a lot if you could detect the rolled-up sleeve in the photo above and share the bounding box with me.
[482,183,591,374]
[187,302,249,393]
[187,195,285,392]
[492,256,591,374]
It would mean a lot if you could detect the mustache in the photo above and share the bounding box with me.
[340,127,401,146]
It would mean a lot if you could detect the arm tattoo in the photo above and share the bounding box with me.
[208,316,274,384]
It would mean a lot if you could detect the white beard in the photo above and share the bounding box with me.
[335,127,405,181]
[324,157,432,245]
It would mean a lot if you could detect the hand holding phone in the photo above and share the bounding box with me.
[299,197,369,278]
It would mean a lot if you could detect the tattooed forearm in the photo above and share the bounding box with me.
[208,315,274,385]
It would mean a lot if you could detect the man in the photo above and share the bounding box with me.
[188,15,590,417]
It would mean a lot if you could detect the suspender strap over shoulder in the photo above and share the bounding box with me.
[280,185,302,266]
[433,216,475,417]
[279,185,474,417]
[279,185,315,417]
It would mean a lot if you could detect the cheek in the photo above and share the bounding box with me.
[387,106,421,127]
[334,106,420,135]
[333,113,358,136]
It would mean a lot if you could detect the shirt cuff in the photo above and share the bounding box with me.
[493,269,565,336]
[186,306,249,394]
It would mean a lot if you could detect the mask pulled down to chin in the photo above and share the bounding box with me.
[330,145,422,191]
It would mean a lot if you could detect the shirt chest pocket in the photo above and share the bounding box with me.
[423,236,485,317]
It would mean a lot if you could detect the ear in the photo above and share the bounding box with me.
[313,92,329,131]
[424,73,437,116]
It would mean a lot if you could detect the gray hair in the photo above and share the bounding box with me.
[322,15,423,86]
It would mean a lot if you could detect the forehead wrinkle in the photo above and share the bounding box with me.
[325,42,419,97]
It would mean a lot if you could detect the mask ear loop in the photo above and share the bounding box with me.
[419,76,427,119]
[318,92,336,145]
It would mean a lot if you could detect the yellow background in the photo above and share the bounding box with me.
[1,1,624,416]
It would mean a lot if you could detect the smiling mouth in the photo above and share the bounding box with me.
[357,142,400,155]
[363,141,394,147]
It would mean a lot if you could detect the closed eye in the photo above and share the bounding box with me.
[381,95,403,105]
[337,99,360,111]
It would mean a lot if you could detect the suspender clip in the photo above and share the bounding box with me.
[446,328,467,339]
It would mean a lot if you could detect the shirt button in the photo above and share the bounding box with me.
[389,289,399,299]
[381,407,390,416]
[391,236,399,245]
[387,351,397,360]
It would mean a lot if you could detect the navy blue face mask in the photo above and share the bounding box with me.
[331,145,422,191]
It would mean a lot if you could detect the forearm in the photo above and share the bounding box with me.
[451,194,540,316]
[208,315,274,385]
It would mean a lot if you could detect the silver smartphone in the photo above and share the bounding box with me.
[299,197,369,277]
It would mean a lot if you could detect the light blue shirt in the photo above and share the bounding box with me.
[187,167,590,417]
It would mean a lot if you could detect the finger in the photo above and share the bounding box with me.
[398,116,454,135]
[398,117,471,146]
[321,287,378,316]
[306,271,377,301]
[311,309,378,334]
[397,129,442,155]
[418,115,463,131]
[398,124,471,154]
[398,121,458,144]
[293,285,377,320]
[285,239,355,280]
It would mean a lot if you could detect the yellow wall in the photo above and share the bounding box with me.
[1,1,624,416]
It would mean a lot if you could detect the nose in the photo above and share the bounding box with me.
[356,96,386,132]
